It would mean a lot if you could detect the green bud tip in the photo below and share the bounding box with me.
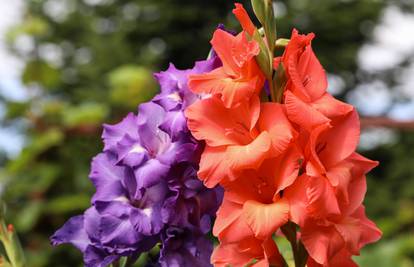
[7,224,13,233]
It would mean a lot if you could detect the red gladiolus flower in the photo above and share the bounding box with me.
[213,164,302,243]
[276,29,353,130]
[185,97,297,187]
[284,147,381,264]
[188,28,265,108]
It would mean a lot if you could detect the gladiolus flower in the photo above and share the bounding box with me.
[186,98,297,187]
[213,164,301,243]
[285,148,381,265]
[276,29,353,130]
[189,29,265,108]
[51,59,222,267]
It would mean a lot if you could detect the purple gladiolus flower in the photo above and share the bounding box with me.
[51,58,223,267]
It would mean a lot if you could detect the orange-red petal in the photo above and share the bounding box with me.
[242,199,289,240]
[311,93,354,119]
[211,237,284,267]
[213,192,253,243]
[306,176,341,219]
[258,103,296,157]
[317,109,360,168]
[301,221,344,265]
[233,3,256,36]
[197,146,229,188]
[225,131,272,175]
[284,90,330,130]
[185,96,260,147]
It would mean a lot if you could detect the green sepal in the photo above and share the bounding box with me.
[276,38,290,48]
[273,61,287,103]
[251,0,266,25]
[250,30,273,78]
[243,27,272,79]
[251,0,277,53]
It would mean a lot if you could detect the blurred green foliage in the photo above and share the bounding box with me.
[0,0,413,266]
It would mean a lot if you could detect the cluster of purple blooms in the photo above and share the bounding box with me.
[51,57,223,267]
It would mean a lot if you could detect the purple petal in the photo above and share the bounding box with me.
[94,199,131,218]
[99,215,141,246]
[154,63,190,94]
[131,204,164,235]
[89,153,129,203]
[153,92,182,111]
[159,228,213,267]
[143,182,169,205]
[102,113,139,151]
[173,143,199,163]
[134,159,170,189]
[161,195,189,226]
[116,135,148,167]
[83,207,104,242]
[84,246,119,267]
[137,102,165,132]
[192,57,222,76]
[159,111,188,141]
[50,215,89,252]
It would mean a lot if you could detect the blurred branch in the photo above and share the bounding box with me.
[361,116,414,130]
[33,116,414,137]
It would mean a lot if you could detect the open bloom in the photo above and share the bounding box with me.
[189,28,265,108]
[302,109,361,219]
[51,153,163,266]
[276,29,353,130]
[283,112,381,265]
[297,167,381,267]
[186,100,296,187]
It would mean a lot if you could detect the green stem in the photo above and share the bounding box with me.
[268,75,277,102]
[281,222,308,267]
[0,220,25,267]
[124,256,138,267]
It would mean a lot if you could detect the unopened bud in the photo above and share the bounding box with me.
[7,224,14,233]
[275,38,290,48]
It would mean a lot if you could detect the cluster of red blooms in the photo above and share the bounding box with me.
[185,3,381,267]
